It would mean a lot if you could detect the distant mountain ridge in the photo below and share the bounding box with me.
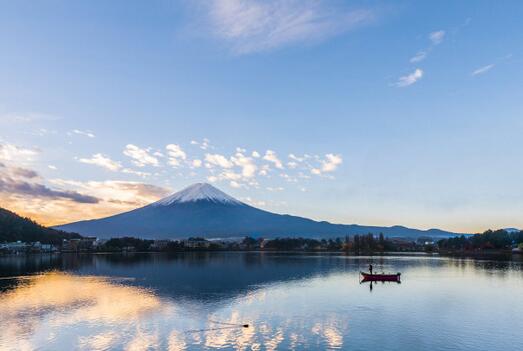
[0,207,81,244]
[55,183,464,239]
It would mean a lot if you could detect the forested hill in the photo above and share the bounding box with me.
[0,207,81,245]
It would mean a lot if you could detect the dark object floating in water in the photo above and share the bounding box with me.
[360,272,401,282]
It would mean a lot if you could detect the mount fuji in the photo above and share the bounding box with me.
[55,183,462,239]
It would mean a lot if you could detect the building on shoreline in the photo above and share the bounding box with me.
[0,241,58,254]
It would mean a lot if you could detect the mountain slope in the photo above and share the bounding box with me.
[0,207,81,244]
[55,183,462,239]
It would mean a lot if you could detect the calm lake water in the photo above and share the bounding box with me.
[0,252,522,351]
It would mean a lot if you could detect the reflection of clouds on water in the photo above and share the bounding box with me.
[168,330,187,351]
[0,271,351,350]
[263,328,284,351]
[203,311,256,349]
[78,331,118,350]
[125,328,160,351]
[0,272,162,350]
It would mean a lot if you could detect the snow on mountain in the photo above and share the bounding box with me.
[151,183,244,206]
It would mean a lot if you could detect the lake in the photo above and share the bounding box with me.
[0,252,522,350]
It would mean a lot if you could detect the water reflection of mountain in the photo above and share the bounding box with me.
[78,253,354,303]
[0,253,345,300]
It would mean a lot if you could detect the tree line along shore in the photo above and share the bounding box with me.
[2,231,523,256]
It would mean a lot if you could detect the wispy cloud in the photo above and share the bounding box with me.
[78,154,122,172]
[408,29,446,65]
[33,179,170,224]
[429,30,445,45]
[395,68,423,87]
[202,0,375,54]
[471,64,495,76]
[0,112,59,124]
[409,51,427,63]
[0,178,99,204]
[70,129,96,138]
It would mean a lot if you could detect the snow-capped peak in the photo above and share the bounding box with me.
[152,183,244,206]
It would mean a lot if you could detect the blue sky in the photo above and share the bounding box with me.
[0,0,522,232]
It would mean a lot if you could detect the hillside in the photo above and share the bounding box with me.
[0,207,81,244]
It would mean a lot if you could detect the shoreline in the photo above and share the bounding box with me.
[2,249,521,259]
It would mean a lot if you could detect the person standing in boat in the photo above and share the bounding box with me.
[369,264,373,275]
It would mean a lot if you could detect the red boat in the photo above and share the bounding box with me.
[360,272,401,282]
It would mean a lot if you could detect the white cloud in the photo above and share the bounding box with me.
[298,172,311,179]
[205,153,234,168]
[207,175,218,183]
[165,144,187,167]
[288,153,306,162]
[231,152,257,178]
[229,180,242,188]
[263,150,284,169]
[219,170,243,181]
[280,173,297,182]
[410,51,427,63]
[48,165,57,170]
[203,0,374,54]
[0,112,58,124]
[192,159,203,168]
[395,68,423,87]
[240,196,267,207]
[78,154,122,172]
[471,64,495,76]
[207,151,260,188]
[310,154,343,175]
[251,151,260,158]
[321,154,342,172]
[190,138,211,150]
[122,168,151,178]
[124,144,160,167]
[0,143,38,162]
[429,30,445,45]
[259,164,271,176]
[71,129,95,138]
